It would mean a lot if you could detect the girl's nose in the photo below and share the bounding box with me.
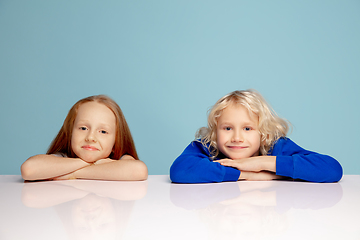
[85,131,97,143]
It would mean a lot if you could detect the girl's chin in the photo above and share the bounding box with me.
[79,156,100,163]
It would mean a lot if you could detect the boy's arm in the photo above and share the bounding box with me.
[170,141,240,183]
[216,138,343,183]
[215,156,281,181]
[21,154,90,181]
[238,170,284,181]
[274,138,343,182]
[215,156,276,173]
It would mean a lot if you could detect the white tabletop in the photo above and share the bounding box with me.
[0,175,359,240]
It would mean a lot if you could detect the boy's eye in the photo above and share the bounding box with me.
[244,127,252,131]
[225,127,232,131]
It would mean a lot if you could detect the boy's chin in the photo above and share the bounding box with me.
[227,154,250,160]
[223,151,260,160]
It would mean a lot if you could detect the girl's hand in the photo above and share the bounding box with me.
[214,156,276,173]
[51,159,114,180]
[93,158,116,165]
[52,172,77,181]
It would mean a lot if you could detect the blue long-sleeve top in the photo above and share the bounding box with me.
[170,137,343,183]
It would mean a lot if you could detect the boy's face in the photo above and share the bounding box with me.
[71,101,116,162]
[216,104,261,159]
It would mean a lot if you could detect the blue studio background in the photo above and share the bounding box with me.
[0,1,359,176]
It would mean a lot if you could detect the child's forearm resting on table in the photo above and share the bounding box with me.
[215,156,280,181]
[21,155,148,181]
[21,154,91,181]
[66,158,148,181]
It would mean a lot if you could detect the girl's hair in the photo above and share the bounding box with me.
[47,95,139,160]
[196,89,290,157]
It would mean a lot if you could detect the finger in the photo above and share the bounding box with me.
[214,159,233,164]
[214,158,233,162]
[219,161,239,168]
[214,160,224,163]
[213,160,221,163]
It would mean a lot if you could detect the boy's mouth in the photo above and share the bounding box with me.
[227,146,248,149]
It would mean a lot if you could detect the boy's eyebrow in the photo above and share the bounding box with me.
[217,121,233,125]
[242,121,257,125]
[218,120,257,126]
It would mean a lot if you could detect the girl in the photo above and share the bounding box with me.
[21,95,148,181]
[170,89,343,183]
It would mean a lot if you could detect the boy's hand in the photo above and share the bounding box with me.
[214,156,277,173]
[238,171,283,181]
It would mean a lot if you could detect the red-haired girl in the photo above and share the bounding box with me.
[21,95,148,181]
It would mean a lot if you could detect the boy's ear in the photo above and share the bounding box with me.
[262,134,270,145]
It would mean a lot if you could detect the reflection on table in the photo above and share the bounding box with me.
[170,180,343,239]
[22,180,147,240]
[0,175,359,240]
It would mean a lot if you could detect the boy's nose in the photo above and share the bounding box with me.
[231,131,243,143]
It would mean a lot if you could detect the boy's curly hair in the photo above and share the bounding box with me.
[196,89,290,157]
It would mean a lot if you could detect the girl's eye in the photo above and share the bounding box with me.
[100,130,108,134]
[80,127,87,131]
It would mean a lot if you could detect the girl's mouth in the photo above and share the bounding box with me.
[82,145,99,151]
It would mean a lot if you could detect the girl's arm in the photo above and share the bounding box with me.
[61,156,148,181]
[21,154,91,181]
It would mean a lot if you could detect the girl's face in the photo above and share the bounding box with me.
[216,104,261,159]
[71,102,116,162]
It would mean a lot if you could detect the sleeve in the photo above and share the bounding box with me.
[272,138,343,183]
[170,141,241,183]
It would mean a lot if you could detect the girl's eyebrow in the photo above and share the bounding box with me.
[98,123,113,129]
[74,120,113,129]
[74,120,88,125]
